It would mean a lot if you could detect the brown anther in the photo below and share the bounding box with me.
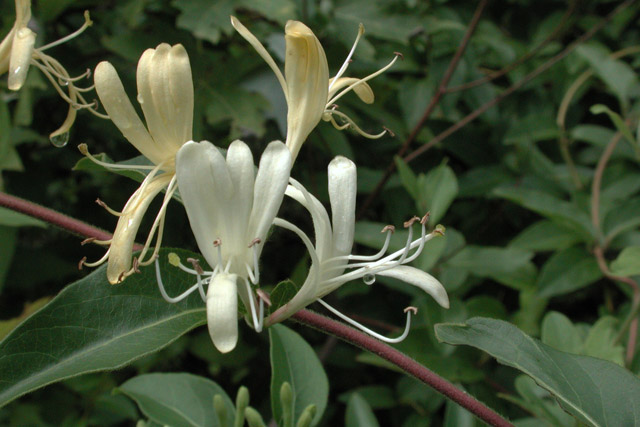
[420,212,430,225]
[348,59,354,63]
[186,257,204,275]
[81,237,96,246]
[330,104,339,110]
[77,143,89,155]
[117,272,125,283]
[213,238,222,247]
[394,51,404,60]
[256,289,272,306]
[95,198,108,208]
[132,257,141,274]
[403,216,420,228]
[404,306,418,315]
[248,238,262,248]
[78,256,87,270]
[382,126,395,137]
[381,225,396,234]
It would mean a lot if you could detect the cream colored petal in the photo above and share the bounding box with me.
[175,140,233,268]
[230,16,287,99]
[327,77,374,104]
[248,140,292,248]
[106,173,173,284]
[328,156,356,259]
[137,44,193,157]
[94,61,162,164]
[377,266,449,309]
[206,273,239,353]
[8,27,35,90]
[14,0,32,26]
[0,29,16,75]
[284,20,329,160]
[225,140,255,254]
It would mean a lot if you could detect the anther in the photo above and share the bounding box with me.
[186,258,204,275]
[248,238,262,248]
[256,289,272,306]
[381,225,396,234]
[213,238,222,247]
[77,143,89,155]
[95,198,107,208]
[394,51,404,60]
[382,126,395,137]
[404,306,418,315]
[403,216,420,228]
[81,237,96,246]
[420,212,430,225]
[132,257,141,274]
[117,272,125,283]
[78,256,87,270]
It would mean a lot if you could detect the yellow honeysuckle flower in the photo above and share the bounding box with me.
[0,0,104,141]
[79,43,194,284]
[231,16,400,161]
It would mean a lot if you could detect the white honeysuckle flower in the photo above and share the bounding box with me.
[0,0,105,140]
[79,43,194,285]
[155,139,292,353]
[268,156,449,342]
[231,17,400,161]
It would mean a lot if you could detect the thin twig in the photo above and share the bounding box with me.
[357,0,487,219]
[293,309,513,427]
[359,0,636,216]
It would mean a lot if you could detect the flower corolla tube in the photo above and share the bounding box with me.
[268,156,449,343]
[79,43,194,285]
[155,139,292,353]
[231,16,400,161]
[0,0,105,139]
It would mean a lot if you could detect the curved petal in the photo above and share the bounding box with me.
[106,173,173,284]
[248,141,292,247]
[206,273,239,353]
[8,27,34,90]
[377,266,450,309]
[328,156,356,259]
[284,20,329,160]
[94,61,161,164]
[14,0,32,26]
[225,140,255,254]
[175,140,233,268]
[327,77,374,104]
[137,44,193,158]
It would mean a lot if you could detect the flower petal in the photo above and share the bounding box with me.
[225,140,255,253]
[106,173,173,284]
[328,156,356,258]
[8,27,35,90]
[248,141,292,246]
[284,20,329,160]
[377,266,450,309]
[175,140,233,268]
[328,77,374,104]
[206,273,239,353]
[94,61,161,164]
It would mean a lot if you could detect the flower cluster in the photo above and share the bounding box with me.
[78,17,449,353]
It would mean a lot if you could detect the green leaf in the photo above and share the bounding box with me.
[446,245,533,277]
[269,325,328,426]
[269,280,299,312]
[345,393,379,427]
[204,85,268,139]
[418,163,458,226]
[493,186,594,239]
[334,2,424,43]
[536,247,602,297]
[590,104,636,148]
[541,311,582,354]
[73,153,154,182]
[510,220,583,251]
[0,226,16,291]
[582,317,624,366]
[0,207,46,228]
[237,0,296,25]
[0,248,206,408]
[118,373,235,427]
[394,156,419,201]
[173,0,234,44]
[435,317,640,427]
[610,246,640,276]
[604,198,640,242]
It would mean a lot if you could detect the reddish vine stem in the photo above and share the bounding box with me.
[357,0,487,219]
[293,310,513,427]
[359,0,636,216]
[1,191,512,426]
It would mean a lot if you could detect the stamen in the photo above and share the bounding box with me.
[328,23,365,92]
[420,212,430,225]
[243,279,264,333]
[213,238,223,269]
[187,258,204,275]
[328,115,351,131]
[382,126,395,138]
[79,249,110,269]
[317,299,414,343]
[401,220,427,264]
[80,237,111,246]
[323,224,395,267]
[39,11,93,51]
[155,258,205,303]
[404,216,420,228]
[78,256,86,270]
[96,198,124,217]
[248,238,261,284]
[328,110,387,139]
[77,144,157,171]
[132,257,141,273]
[256,289,272,307]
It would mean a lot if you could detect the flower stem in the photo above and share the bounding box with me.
[292,309,513,427]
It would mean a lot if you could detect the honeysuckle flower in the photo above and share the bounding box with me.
[0,0,104,140]
[231,17,399,161]
[79,43,193,285]
[155,139,292,353]
[268,156,449,342]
